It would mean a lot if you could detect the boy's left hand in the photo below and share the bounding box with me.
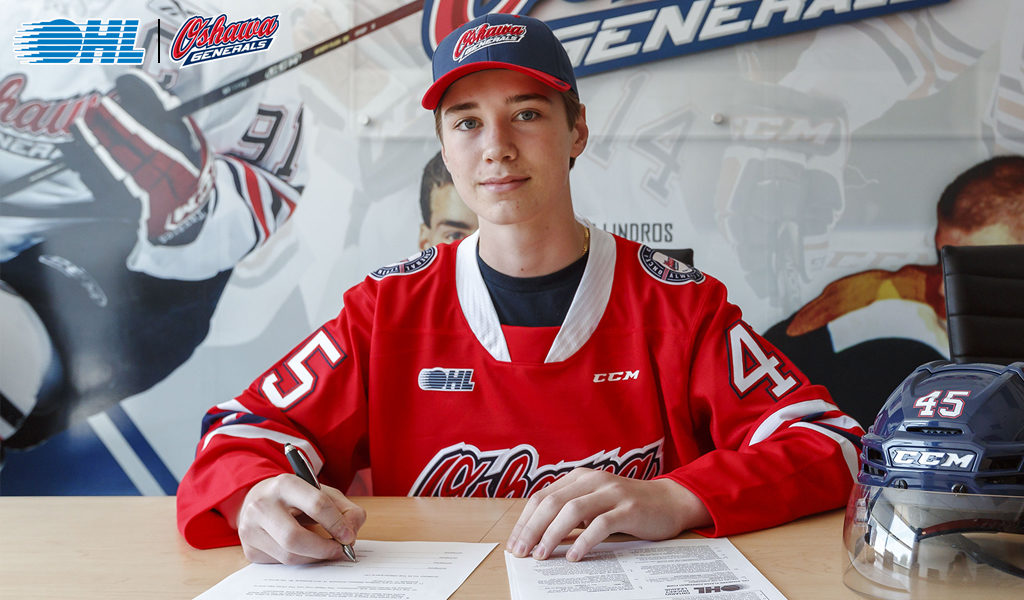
[505,468,711,562]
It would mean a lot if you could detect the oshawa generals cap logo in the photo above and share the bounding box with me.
[452,22,527,62]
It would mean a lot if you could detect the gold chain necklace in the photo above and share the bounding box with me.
[581,226,590,257]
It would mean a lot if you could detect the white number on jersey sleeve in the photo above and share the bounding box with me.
[728,323,798,399]
[261,330,345,409]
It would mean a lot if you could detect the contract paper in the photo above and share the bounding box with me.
[195,540,496,600]
[505,538,788,599]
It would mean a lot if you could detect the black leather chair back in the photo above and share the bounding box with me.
[941,244,1024,364]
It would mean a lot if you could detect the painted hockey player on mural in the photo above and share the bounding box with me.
[759,0,1024,427]
[0,1,306,494]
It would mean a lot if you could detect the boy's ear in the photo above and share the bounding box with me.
[571,104,589,158]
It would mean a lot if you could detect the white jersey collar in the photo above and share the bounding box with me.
[455,220,615,363]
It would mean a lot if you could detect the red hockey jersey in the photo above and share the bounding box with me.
[177,226,863,548]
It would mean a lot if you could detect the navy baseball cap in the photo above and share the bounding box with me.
[421,13,577,110]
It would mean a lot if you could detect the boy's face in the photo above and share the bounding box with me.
[437,69,587,229]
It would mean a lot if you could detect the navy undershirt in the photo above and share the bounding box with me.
[477,248,588,327]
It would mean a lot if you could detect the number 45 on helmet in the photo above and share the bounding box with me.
[843,360,1024,599]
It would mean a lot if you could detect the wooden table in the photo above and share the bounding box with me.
[0,496,859,599]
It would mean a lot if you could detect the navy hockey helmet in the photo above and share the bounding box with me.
[858,360,1024,495]
[843,361,1024,599]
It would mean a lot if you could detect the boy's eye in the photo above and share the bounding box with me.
[455,118,479,131]
[517,110,538,121]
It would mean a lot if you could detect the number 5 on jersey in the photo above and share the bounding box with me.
[728,323,798,399]
[261,330,346,409]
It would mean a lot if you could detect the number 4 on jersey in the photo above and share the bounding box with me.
[728,323,798,399]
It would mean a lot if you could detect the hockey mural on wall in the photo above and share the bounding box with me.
[0,0,311,494]
[2,0,1021,494]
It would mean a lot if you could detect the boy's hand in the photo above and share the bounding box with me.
[235,473,366,564]
[505,469,711,562]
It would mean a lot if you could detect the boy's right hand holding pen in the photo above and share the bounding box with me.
[284,443,358,562]
[224,443,366,565]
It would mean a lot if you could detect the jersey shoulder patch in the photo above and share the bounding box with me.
[637,245,704,285]
[369,247,437,280]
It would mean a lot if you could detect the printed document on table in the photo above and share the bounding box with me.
[506,538,788,599]
[195,540,496,600]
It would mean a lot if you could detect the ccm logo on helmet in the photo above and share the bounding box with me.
[889,448,976,470]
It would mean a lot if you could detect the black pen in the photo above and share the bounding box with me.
[284,442,358,562]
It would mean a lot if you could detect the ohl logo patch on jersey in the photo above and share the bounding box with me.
[418,368,475,392]
[638,246,704,285]
[370,247,437,280]
[14,19,145,65]
[171,14,278,67]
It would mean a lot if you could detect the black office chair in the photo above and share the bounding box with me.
[941,244,1024,364]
